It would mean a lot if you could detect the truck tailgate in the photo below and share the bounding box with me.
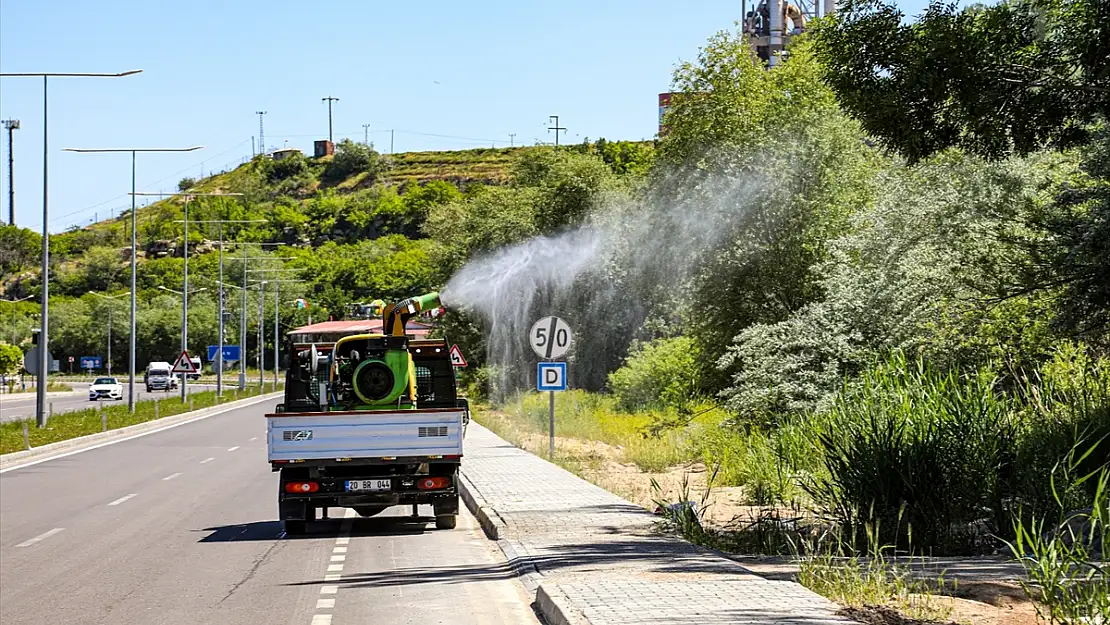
[267,409,464,462]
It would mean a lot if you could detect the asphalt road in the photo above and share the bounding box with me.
[0,400,537,625]
[0,384,220,423]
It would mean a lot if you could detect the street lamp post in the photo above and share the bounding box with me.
[0,69,142,426]
[187,221,265,396]
[245,268,299,390]
[64,145,204,412]
[158,285,207,402]
[88,292,127,377]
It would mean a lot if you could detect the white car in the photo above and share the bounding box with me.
[89,377,124,401]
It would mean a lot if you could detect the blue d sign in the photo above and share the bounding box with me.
[537,362,567,392]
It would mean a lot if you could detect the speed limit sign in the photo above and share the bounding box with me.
[529,316,572,360]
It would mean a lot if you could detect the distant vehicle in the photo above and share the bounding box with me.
[187,356,202,380]
[144,362,176,392]
[89,377,123,401]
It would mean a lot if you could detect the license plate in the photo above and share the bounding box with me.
[345,479,391,492]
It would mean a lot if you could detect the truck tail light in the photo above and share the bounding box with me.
[284,481,319,493]
[417,477,451,490]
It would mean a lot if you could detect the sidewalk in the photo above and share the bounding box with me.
[460,423,855,625]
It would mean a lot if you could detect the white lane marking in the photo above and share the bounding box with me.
[200,457,215,464]
[311,615,333,625]
[107,493,138,506]
[316,599,335,609]
[227,446,240,452]
[333,546,347,553]
[335,536,349,545]
[327,564,343,572]
[248,437,258,442]
[320,585,338,595]
[15,527,65,548]
[0,395,279,474]
[329,554,345,562]
[323,574,341,581]
[162,472,182,481]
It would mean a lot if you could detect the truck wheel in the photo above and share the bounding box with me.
[435,515,457,530]
[283,520,306,536]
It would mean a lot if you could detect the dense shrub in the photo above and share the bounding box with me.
[264,152,310,183]
[324,139,390,182]
[608,336,703,411]
[807,352,1015,552]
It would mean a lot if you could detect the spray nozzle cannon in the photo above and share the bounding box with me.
[383,292,443,336]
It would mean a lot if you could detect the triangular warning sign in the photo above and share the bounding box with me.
[171,350,198,374]
[448,344,467,368]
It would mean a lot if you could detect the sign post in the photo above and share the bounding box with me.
[530,316,572,460]
[172,350,198,403]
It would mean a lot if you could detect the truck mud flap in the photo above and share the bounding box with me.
[279,498,308,522]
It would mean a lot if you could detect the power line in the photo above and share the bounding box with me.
[548,115,567,148]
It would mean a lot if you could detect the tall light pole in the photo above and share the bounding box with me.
[65,145,204,412]
[142,190,242,372]
[158,285,207,401]
[322,97,339,143]
[2,119,18,225]
[0,69,142,427]
[189,220,265,396]
[246,267,298,387]
[88,292,127,376]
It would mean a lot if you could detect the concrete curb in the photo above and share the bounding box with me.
[0,391,281,470]
[459,467,579,624]
[536,584,590,625]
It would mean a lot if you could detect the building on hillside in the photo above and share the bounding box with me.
[314,140,335,158]
[271,147,302,161]
[287,319,433,345]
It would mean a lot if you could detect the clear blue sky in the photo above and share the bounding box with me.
[1,0,938,232]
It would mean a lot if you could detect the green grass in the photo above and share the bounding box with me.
[3,381,72,394]
[0,385,275,455]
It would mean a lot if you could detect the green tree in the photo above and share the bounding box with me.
[0,343,22,376]
[608,336,703,411]
[813,0,1109,162]
[0,225,41,274]
[657,32,880,385]
[324,139,390,182]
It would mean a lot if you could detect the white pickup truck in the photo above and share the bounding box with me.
[267,313,468,535]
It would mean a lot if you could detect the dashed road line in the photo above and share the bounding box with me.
[162,472,182,481]
[227,446,240,452]
[309,509,356,625]
[15,527,65,548]
[106,493,138,506]
[248,437,258,442]
[200,457,215,464]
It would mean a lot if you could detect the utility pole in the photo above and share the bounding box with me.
[362,123,371,146]
[322,96,339,143]
[548,116,566,148]
[256,111,267,155]
[2,120,17,225]
[509,133,516,148]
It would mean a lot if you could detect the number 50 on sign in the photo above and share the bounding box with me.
[529,316,572,360]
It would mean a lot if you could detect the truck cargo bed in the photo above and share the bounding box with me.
[267,408,464,463]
